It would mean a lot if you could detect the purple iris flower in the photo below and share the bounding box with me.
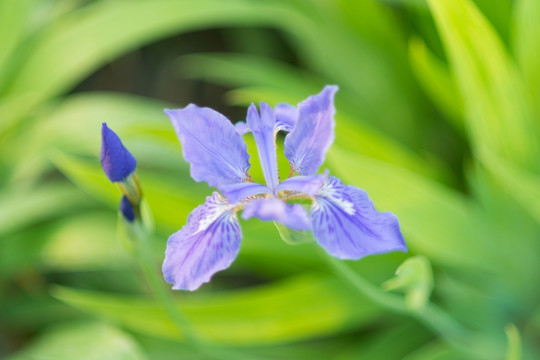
[163,86,406,291]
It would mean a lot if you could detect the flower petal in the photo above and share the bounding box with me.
[276,171,328,197]
[284,85,338,175]
[232,103,298,135]
[162,192,241,291]
[311,176,406,259]
[242,198,311,231]
[274,103,298,132]
[165,105,250,188]
[100,123,137,182]
[219,182,271,204]
[246,102,279,190]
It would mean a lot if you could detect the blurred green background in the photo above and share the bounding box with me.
[1,0,540,359]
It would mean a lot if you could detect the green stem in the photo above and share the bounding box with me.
[131,222,255,360]
[134,234,202,347]
[321,250,501,358]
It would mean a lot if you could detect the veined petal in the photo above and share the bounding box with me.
[311,176,406,259]
[100,123,136,182]
[246,103,279,191]
[274,103,298,132]
[284,85,338,175]
[219,182,271,204]
[276,171,328,197]
[162,192,241,291]
[165,105,250,188]
[242,198,310,231]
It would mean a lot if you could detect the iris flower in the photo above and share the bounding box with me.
[163,86,406,290]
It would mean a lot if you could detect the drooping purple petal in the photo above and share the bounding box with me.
[165,105,250,188]
[100,123,137,182]
[274,103,298,132]
[242,198,311,231]
[284,86,338,175]
[162,192,241,291]
[246,103,279,191]
[219,182,271,204]
[120,195,135,222]
[276,171,328,197]
[311,176,406,259]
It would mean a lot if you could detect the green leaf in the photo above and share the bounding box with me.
[52,274,381,345]
[8,92,174,182]
[479,149,540,225]
[40,212,131,271]
[408,37,464,131]
[6,322,147,360]
[4,0,297,108]
[505,324,522,360]
[428,0,540,170]
[0,184,89,238]
[513,0,540,102]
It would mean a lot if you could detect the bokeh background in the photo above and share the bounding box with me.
[1,0,540,359]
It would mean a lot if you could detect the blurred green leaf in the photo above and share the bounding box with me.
[428,0,540,171]
[40,212,131,271]
[0,184,89,238]
[513,0,540,102]
[8,92,174,183]
[4,0,300,110]
[52,274,380,345]
[505,324,522,360]
[479,149,540,225]
[6,322,147,360]
[408,37,464,130]
[0,0,36,88]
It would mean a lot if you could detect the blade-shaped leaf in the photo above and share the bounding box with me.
[52,274,380,345]
[428,0,540,170]
[6,322,147,360]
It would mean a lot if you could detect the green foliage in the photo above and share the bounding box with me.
[1,0,539,359]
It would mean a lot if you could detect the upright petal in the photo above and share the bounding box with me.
[242,198,311,231]
[274,103,298,132]
[284,86,338,175]
[165,105,250,188]
[100,123,136,182]
[246,103,279,191]
[232,103,298,135]
[219,182,271,204]
[162,192,242,290]
[311,176,406,259]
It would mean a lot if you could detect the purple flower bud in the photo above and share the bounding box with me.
[120,195,135,222]
[100,123,136,182]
